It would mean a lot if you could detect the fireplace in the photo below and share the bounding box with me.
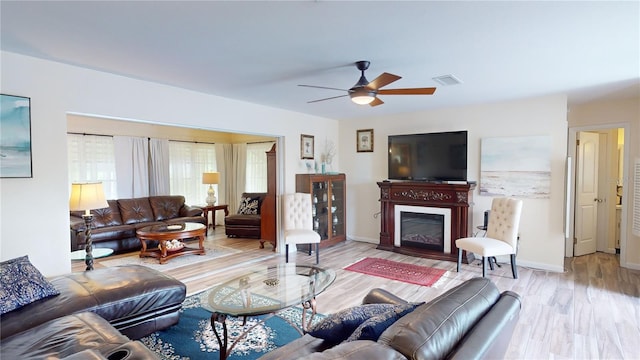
[394,205,451,253]
[377,181,474,262]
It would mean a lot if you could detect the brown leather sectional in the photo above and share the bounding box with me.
[0,265,186,359]
[70,195,206,254]
[259,277,522,360]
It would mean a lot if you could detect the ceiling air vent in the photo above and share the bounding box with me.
[432,74,462,86]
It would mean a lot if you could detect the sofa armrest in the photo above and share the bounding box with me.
[58,341,160,360]
[60,349,108,360]
[180,204,203,217]
[258,334,327,360]
[104,341,161,360]
[70,216,85,251]
[362,288,409,305]
[70,215,86,232]
[301,340,405,360]
[448,291,522,360]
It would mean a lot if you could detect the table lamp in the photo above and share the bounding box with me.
[202,172,220,205]
[69,182,108,270]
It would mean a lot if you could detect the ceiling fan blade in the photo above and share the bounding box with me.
[377,87,437,95]
[369,97,384,107]
[307,94,349,104]
[366,72,401,90]
[298,84,348,92]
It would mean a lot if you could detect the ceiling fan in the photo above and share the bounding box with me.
[298,61,436,106]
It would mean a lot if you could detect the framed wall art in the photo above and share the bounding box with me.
[300,134,314,159]
[1,94,32,178]
[357,129,374,152]
[480,135,551,198]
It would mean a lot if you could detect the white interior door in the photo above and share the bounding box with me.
[574,131,599,256]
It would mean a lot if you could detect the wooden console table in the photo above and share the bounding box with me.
[377,181,475,263]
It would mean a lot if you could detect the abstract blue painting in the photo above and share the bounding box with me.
[1,94,32,178]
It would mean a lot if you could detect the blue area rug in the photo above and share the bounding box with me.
[140,292,324,359]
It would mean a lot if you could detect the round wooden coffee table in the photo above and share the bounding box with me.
[136,222,206,264]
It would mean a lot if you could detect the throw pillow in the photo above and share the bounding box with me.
[346,302,423,342]
[237,196,260,215]
[0,255,60,315]
[307,303,402,344]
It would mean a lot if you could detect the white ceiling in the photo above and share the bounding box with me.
[1,1,638,120]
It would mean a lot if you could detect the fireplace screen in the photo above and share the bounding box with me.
[400,212,445,251]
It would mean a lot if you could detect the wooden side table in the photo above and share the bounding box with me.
[200,204,229,235]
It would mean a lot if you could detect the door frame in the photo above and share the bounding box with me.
[566,123,630,268]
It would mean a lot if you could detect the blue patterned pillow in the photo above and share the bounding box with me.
[0,255,60,315]
[237,197,260,215]
[307,303,404,344]
[346,302,423,342]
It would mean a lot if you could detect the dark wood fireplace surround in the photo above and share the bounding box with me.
[377,181,475,263]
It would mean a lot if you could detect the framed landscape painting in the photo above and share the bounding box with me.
[480,135,551,198]
[1,94,32,178]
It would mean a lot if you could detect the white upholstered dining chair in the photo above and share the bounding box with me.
[283,193,321,264]
[456,197,523,278]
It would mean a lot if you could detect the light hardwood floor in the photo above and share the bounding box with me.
[75,230,640,360]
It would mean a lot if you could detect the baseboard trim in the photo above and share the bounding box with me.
[517,259,565,273]
[349,236,378,244]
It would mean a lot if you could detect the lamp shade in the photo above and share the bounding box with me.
[202,172,220,185]
[69,182,108,212]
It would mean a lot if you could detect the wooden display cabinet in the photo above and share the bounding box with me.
[296,173,346,248]
[260,144,277,250]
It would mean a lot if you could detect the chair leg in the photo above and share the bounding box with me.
[482,257,487,277]
[457,248,462,272]
[308,244,312,256]
[315,243,320,264]
[489,256,495,271]
[286,244,289,263]
[510,254,518,279]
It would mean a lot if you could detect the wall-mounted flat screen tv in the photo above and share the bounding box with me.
[388,130,467,181]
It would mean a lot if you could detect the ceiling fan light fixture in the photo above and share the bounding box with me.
[350,87,376,105]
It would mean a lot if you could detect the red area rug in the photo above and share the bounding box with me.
[344,257,447,287]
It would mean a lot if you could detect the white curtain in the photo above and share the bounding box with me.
[246,142,275,192]
[231,143,247,213]
[67,134,117,199]
[149,138,170,195]
[114,136,150,198]
[169,141,216,206]
[215,143,231,225]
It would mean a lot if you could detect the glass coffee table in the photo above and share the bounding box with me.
[70,248,114,260]
[200,263,336,360]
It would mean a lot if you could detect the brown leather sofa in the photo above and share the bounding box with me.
[224,192,267,238]
[0,265,186,359]
[259,277,522,360]
[70,195,206,254]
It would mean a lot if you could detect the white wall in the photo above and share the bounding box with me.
[5,50,631,276]
[0,51,339,276]
[339,95,569,272]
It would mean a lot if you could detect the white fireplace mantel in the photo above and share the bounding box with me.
[394,205,452,253]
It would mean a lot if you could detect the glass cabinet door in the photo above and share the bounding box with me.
[329,179,344,238]
[311,180,329,239]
